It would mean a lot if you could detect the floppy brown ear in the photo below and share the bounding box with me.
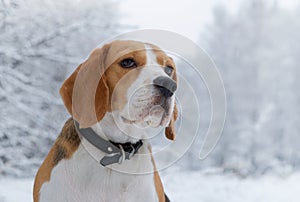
[165,103,178,140]
[59,46,110,128]
[59,64,82,116]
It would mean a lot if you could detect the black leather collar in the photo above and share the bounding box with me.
[74,121,143,166]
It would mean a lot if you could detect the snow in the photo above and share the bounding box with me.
[0,178,33,202]
[1,171,300,202]
[163,170,300,202]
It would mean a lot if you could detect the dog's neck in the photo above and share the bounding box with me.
[78,113,156,174]
[91,112,149,144]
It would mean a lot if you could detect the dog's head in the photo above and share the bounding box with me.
[60,40,178,140]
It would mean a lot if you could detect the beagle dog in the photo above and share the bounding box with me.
[33,40,178,202]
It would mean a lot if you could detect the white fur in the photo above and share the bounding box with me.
[39,141,158,202]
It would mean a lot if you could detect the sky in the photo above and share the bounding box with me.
[120,0,299,42]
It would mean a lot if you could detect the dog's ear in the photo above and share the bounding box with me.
[59,64,81,116]
[60,45,110,128]
[165,103,178,140]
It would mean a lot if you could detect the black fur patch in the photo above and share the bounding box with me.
[53,144,66,166]
[165,193,171,202]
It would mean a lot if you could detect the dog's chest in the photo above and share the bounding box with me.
[39,144,158,202]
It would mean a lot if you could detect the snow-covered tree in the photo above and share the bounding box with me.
[189,0,300,175]
[0,0,122,177]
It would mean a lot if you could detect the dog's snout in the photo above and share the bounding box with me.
[156,86,174,97]
[153,76,177,98]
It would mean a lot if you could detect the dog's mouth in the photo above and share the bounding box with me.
[121,98,171,128]
[121,115,164,127]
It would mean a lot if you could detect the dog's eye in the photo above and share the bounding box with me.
[120,58,137,68]
[165,66,174,76]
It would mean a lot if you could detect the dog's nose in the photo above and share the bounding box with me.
[153,76,177,98]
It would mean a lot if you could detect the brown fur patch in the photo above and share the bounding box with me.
[165,103,178,140]
[33,118,80,202]
[102,41,146,112]
[60,40,147,128]
[60,46,111,128]
[149,146,165,202]
[52,145,66,165]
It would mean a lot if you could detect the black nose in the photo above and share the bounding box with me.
[153,76,177,98]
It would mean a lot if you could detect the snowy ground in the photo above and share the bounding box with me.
[0,178,33,202]
[0,171,299,202]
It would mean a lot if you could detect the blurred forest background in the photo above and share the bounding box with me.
[1,0,300,179]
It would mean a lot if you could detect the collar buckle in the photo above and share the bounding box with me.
[128,145,135,160]
[74,120,143,167]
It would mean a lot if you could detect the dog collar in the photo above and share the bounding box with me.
[74,121,143,166]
